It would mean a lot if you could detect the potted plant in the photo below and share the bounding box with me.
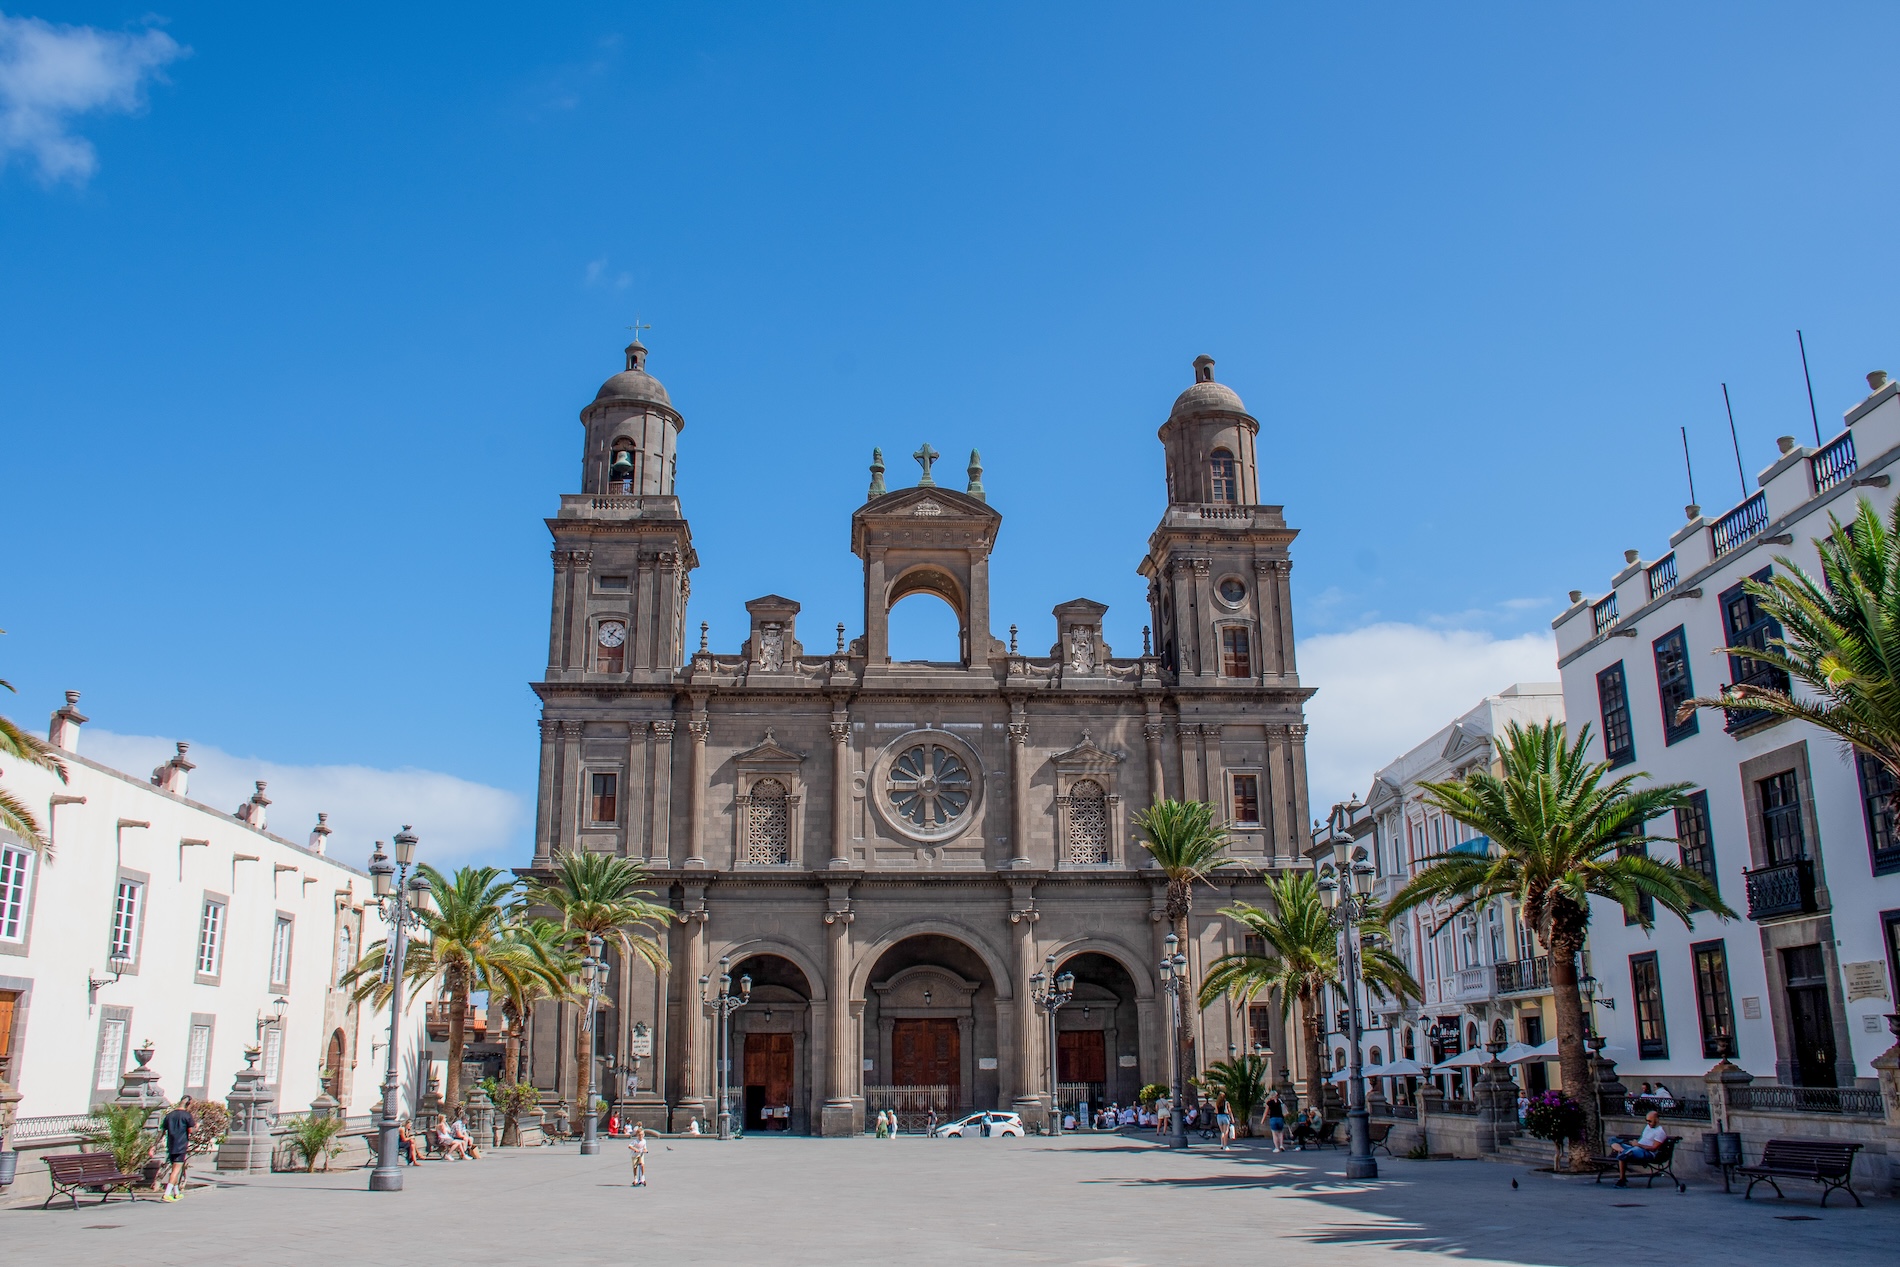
[1522,1090,1587,1170]
[283,1114,347,1172]
[76,1103,159,1182]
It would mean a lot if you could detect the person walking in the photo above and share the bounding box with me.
[157,1095,196,1201]
[627,1123,649,1187]
[1264,1091,1288,1153]
[1214,1094,1234,1149]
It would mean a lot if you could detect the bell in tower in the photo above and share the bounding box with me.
[581,340,684,497]
[1158,354,1261,507]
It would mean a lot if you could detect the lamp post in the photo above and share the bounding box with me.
[579,934,606,1155]
[1158,932,1189,1149]
[1028,954,1076,1135]
[1316,827,1379,1181]
[708,957,751,1140]
[369,826,427,1193]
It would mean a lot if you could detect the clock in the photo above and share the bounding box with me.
[1218,578,1247,605]
[597,621,627,648]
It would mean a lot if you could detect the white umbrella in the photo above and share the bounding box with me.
[1497,1042,1542,1064]
[1433,1047,1494,1069]
[1373,1058,1430,1077]
[1519,1039,1559,1060]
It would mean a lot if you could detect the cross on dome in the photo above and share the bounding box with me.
[913,443,940,487]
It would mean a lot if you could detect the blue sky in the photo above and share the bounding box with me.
[5,4,1899,865]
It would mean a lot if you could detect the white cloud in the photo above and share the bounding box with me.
[0,13,185,184]
[83,730,527,871]
[1299,622,1559,814]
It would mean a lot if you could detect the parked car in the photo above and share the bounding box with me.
[932,1112,1024,1138]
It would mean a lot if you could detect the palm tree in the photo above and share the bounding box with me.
[1199,1053,1269,1137]
[488,917,576,1144]
[1678,497,1900,812]
[1200,871,1420,1110]
[1387,719,1731,1161]
[1134,798,1233,1124]
[0,643,68,851]
[527,851,672,1118]
[345,864,534,1112]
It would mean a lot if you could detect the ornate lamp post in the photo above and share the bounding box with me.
[369,827,428,1193]
[579,934,607,1155]
[1028,954,1076,1135]
[707,957,751,1140]
[1158,932,1189,1149]
[1316,830,1379,1181]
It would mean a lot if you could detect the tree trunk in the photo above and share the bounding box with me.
[500,1019,524,1146]
[1299,987,1323,1111]
[444,966,469,1113]
[1546,929,1596,1170]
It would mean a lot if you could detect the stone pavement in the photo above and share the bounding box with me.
[3,1133,1893,1267]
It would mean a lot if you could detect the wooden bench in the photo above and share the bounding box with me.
[1738,1138,1864,1208]
[42,1152,144,1209]
[1590,1134,1683,1190]
[1366,1120,1394,1156]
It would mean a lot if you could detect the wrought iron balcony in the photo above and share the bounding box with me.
[1810,431,1858,494]
[1494,955,1551,995]
[1743,857,1819,921]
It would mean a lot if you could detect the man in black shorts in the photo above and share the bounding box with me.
[159,1096,196,1202]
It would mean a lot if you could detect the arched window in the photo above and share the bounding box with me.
[1334,1047,1347,1070]
[1370,1046,1384,1066]
[1466,1020,1479,1049]
[610,438,638,491]
[746,778,790,865]
[1209,449,1238,503]
[1067,779,1108,865]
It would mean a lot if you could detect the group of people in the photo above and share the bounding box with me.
[872,1109,905,1137]
[393,1112,484,1163]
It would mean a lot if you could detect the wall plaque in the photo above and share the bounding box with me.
[977,1057,998,1070]
[1844,960,1890,1001]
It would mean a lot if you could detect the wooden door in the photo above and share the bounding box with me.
[1057,1030,1106,1083]
[743,1032,795,1125]
[891,1019,960,1093]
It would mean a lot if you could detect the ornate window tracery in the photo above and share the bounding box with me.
[887,743,973,831]
[746,778,790,865]
[1067,779,1109,865]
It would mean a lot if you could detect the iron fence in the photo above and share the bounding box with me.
[1646,554,1679,600]
[1742,857,1819,921]
[1711,492,1769,557]
[1728,1084,1884,1116]
[1811,431,1859,493]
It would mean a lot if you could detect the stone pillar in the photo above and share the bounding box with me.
[564,549,592,673]
[623,720,648,859]
[1190,559,1215,681]
[829,712,851,868]
[1474,1055,1515,1152]
[1007,702,1031,867]
[1197,726,1216,817]
[558,721,585,855]
[649,720,675,864]
[114,1043,165,1112]
[1142,719,1165,808]
[1869,1031,1900,1175]
[1009,893,1042,1124]
[1285,723,1312,852]
[217,1061,278,1174]
[820,889,857,1137]
[684,706,708,868]
[672,898,708,1130]
[546,549,569,673]
[1176,724,1202,804]
[1703,1058,1753,1130]
[534,719,559,866]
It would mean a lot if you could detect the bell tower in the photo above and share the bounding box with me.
[1139,356,1298,685]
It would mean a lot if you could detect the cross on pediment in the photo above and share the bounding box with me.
[913,443,940,487]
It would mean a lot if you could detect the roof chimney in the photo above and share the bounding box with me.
[48,691,87,753]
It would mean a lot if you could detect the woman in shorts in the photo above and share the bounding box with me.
[627,1123,649,1187]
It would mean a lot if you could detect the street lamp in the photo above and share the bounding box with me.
[1158,931,1189,1149]
[1028,954,1076,1135]
[707,956,751,1140]
[369,826,426,1193]
[579,934,607,1155]
[1317,828,1379,1181]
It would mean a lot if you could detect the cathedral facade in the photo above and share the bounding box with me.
[522,344,1316,1134]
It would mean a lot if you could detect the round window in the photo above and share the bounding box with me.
[872,730,983,844]
[1217,578,1247,605]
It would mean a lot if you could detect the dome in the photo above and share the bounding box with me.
[1169,354,1248,417]
[591,342,673,410]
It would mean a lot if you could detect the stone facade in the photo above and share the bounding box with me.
[522,345,1316,1134]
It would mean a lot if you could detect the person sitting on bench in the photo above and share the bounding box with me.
[1608,1111,1666,1187]
[437,1120,470,1161]
[1289,1106,1323,1148]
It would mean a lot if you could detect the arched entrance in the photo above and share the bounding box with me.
[1052,952,1142,1115]
[862,934,1000,1127]
[324,1028,347,1103]
[727,954,814,1133]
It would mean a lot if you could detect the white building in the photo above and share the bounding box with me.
[1555,370,1900,1094]
[0,692,427,1168]
[1326,685,1566,1095]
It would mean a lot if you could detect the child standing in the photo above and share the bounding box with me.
[627,1123,649,1187]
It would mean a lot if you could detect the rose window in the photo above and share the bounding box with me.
[886,741,973,832]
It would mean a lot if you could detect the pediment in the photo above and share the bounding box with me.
[1366,776,1403,811]
[857,485,1000,522]
[732,730,806,767]
[1441,723,1489,763]
[1050,732,1125,772]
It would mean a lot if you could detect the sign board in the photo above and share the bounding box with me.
[1118,1054,1139,1068]
[977,1057,998,1070]
[630,1031,652,1058]
[862,1058,875,1071]
[1740,996,1762,1020]
[1844,961,1890,1002]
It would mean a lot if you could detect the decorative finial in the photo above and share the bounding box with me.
[624,317,651,369]
[912,443,940,487]
[836,622,846,653]
[699,621,709,653]
[1009,623,1018,654]
[966,449,985,502]
[867,448,886,499]
[1142,625,1152,656]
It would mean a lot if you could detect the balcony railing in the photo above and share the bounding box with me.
[424,1001,483,1040]
[1742,857,1819,920]
[1810,431,1858,493]
[1592,594,1619,635]
[1603,1095,1712,1122]
[1495,955,1551,995]
[1711,491,1769,557]
[1646,554,1678,601]
[1727,1084,1884,1116]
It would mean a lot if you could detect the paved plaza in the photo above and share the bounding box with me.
[3,1135,1894,1266]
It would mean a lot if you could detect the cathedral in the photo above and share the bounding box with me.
[521,343,1316,1134]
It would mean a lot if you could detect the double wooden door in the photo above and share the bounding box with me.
[744,1033,795,1129]
[891,1019,960,1093]
[1057,1030,1106,1083]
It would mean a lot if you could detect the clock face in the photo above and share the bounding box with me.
[1218,579,1247,604]
[597,621,627,648]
